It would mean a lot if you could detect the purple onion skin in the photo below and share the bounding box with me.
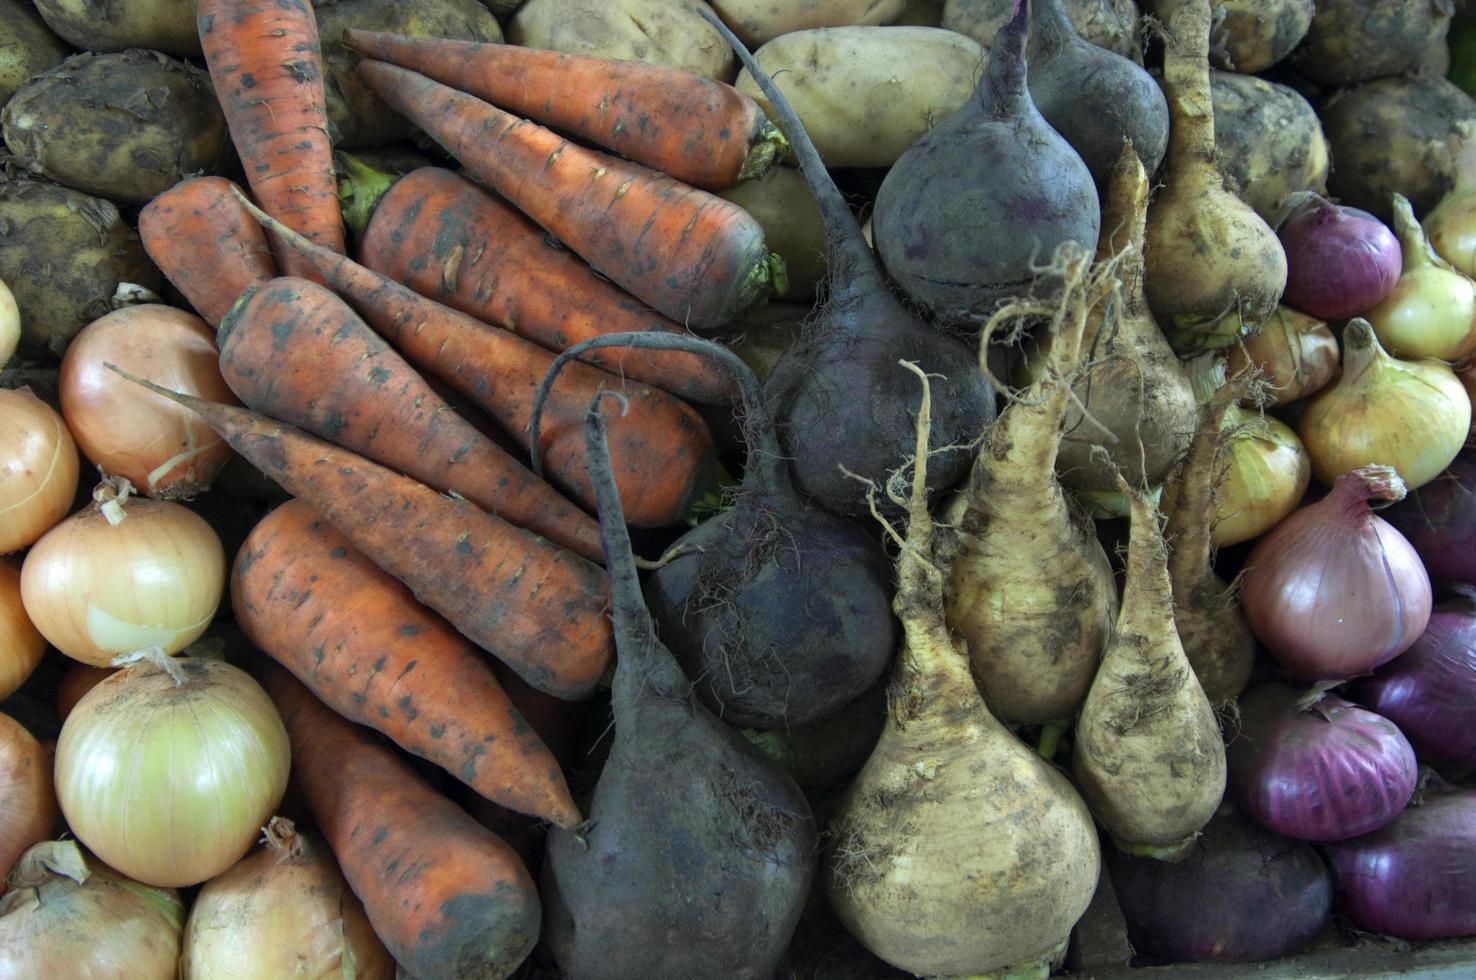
[1227,684,1418,842]
[1383,454,1476,593]
[1351,592,1476,774]
[1279,196,1402,321]
[1106,807,1332,964]
[1323,788,1476,941]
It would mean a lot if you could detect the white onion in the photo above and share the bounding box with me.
[0,278,17,368]
[0,387,79,555]
[0,560,44,700]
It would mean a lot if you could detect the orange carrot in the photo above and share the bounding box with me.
[342,30,786,190]
[234,499,582,828]
[230,190,719,529]
[138,177,276,328]
[261,662,542,979]
[349,165,731,405]
[107,368,614,701]
[355,60,782,331]
[197,0,344,282]
[216,276,603,563]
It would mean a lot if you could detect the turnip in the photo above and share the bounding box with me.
[943,242,1117,727]
[824,359,1100,977]
[539,390,816,979]
[697,7,995,516]
[1209,70,1329,226]
[871,0,1101,323]
[1292,0,1452,86]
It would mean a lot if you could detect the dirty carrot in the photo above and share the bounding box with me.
[230,189,719,529]
[348,164,730,405]
[107,367,614,701]
[197,0,344,282]
[138,176,277,328]
[343,30,786,190]
[216,276,603,563]
[261,662,542,979]
[355,60,782,331]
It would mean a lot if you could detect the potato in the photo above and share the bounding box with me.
[943,0,1140,61]
[0,0,69,108]
[509,0,735,81]
[2,51,228,206]
[0,179,164,358]
[1292,0,1452,87]
[734,27,985,169]
[719,166,827,301]
[33,0,199,57]
[709,0,907,46]
[316,0,503,148]
[1210,70,1328,224]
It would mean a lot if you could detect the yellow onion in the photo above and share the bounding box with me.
[1225,306,1339,407]
[181,817,394,980]
[0,711,56,880]
[55,662,116,723]
[1425,138,1476,277]
[20,478,224,666]
[0,561,44,699]
[0,279,17,368]
[54,652,289,888]
[1364,195,1476,362]
[0,840,183,978]
[1297,318,1470,491]
[0,387,79,555]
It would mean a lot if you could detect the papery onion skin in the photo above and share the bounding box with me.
[1240,465,1433,681]
[0,560,45,700]
[1105,806,1332,964]
[0,711,56,880]
[19,494,225,666]
[0,387,79,555]
[1226,307,1339,407]
[1210,408,1310,548]
[1351,590,1476,774]
[1322,787,1476,941]
[1364,195,1476,363]
[55,656,290,888]
[1383,453,1476,591]
[1227,684,1417,842]
[1278,195,1401,322]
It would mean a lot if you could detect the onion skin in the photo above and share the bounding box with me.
[0,711,56,880]
[54,662,116,723]
[1227,684,1417,842]
[1225,307,1338,407]
[0,278,17,368]
[0,387,79,556]
[1322,787,1476,941]
[0,560,45,700]
[1351,590,1476,774]
[1210,406,1309,548]
[1364,195,1476,363]
[1382,453,1476,591]
[1278,195,1401,321]
[1106,806,1332,963]
[1240,466,1433,681]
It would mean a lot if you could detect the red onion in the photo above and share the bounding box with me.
[1105,806,1332,964]
[1240,465,1433,681]
[1226,683,1417,842]
[1322,786,1476,940]
[1382,453,1476,592]
[1278,194,1402,321]
[1350,588,1476,774]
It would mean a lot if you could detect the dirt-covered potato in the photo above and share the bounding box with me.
[1291,0,1452,86]
[33,0,200,57]
[0,179,164,358]
[315,0,503,148]
[1321,74,1476,223]
[733,26,985,169]
[719,166,826,301]
[509,0,735,82]
[1210,70,1328,224]
[709,0,907,46]
[2,51,228,206]
[0,0,69,108]
[943,0,1140,61]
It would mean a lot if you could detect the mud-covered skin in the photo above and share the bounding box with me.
[719,165,829,299]
[711,0,907,46]
[0,0,67,108]
[945,0,1141,61]
[0,179,164,358]
[1207,0,1314,73]
[3,51,228,206]
[1292,0,1453,87]
[1322,75,1476,224]
[34,0,200,56]
[509,0,737,82]
[1210,69,1328,224]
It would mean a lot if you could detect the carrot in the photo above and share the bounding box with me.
[349,165,731,405]
[230,190,719,530]
[355,60,782,332]
[234,498,582,828]
[137,177,276,328]
[216,276,603,563]
[261,662,542,979]
[197,0,344,283]
[342,30,786,190]
[106,366,614,701]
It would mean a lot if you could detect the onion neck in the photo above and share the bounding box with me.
[1392,193,1443,275]
[1161,0,1217,172]
[1324,465,1408,523]
[1338,317,1390,389]
[92,475,135,526]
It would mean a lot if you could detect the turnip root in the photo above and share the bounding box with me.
[1145,0,1287,352]
[1210,70,1329,225]
[825,361,1101,977]
[1144,0,1314,73]
[540,391,816,979]
[944,0,1142,61]
[943,243,1117,726]
[872,0,1100,323]
[1292,0,1453,86]
[1072,472,1228,859]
